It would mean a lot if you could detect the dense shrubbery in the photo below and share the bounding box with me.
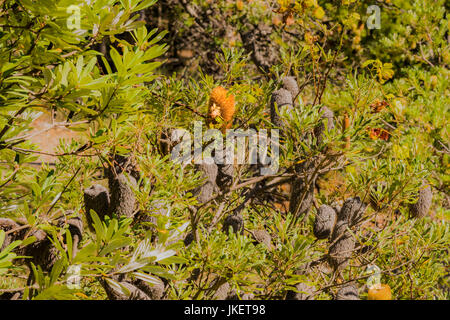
[0,0,448,300]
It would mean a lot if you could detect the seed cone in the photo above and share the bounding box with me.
[222,214,244,235]
[208,86,235,132]
[313,205,337,239]
[216,163,234,190]
[313,106,334,145]
[336,284,360,300]
[286,282,316,300]
[369,182,387,211]
[270,88,293,128]
[250,229,272,249]
[409,184,432,219]
[289,159,317,218]
[133,277,165,300]
[108,173,137,218]
[193,162,219,204]
[338,197,366,225]
[328,197,366,271]
[281,76,299,99]
[0,218,20,250]
[328,229,355,271]
[84,184,111,230]
[100,279,150,300]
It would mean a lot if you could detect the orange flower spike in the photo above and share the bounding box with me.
[368,284,392,300]
[208,86,236,132]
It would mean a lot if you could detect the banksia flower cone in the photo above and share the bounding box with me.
[368,284,392,300]
[208,86,235,132]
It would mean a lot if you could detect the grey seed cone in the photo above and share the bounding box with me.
[409,184,432,219]
[286,282,316,300]
[183,231,194,246]
[22,229,59,272]
[313,205,337,239]
[313,106,334,145]
[193,162,219,204]
[336,284,359,300]
[338,197,366,225]
[281,76,299,99]
[216,163,234,190]
[328,230,355,271]
[108,173,137,218]
[331,200,343,215]
[289,159,317,217]
[213,282,231,300]
[109,154,140,181]
[57,214,83,241]
[250,229,272,249]
[101,279,150,300]
[270,88,293,128]
[84,184,110,230]
[289,178,315,217]
[226,290,255,300]
[222,214,244,235]
[133,277,165,300]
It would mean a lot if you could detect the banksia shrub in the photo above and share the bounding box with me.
[208,86,235,132]
[409,184,433,219]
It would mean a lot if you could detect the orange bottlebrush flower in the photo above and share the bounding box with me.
[208,86,235,132]
[370,100,389,113]
[368,284,392,300]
